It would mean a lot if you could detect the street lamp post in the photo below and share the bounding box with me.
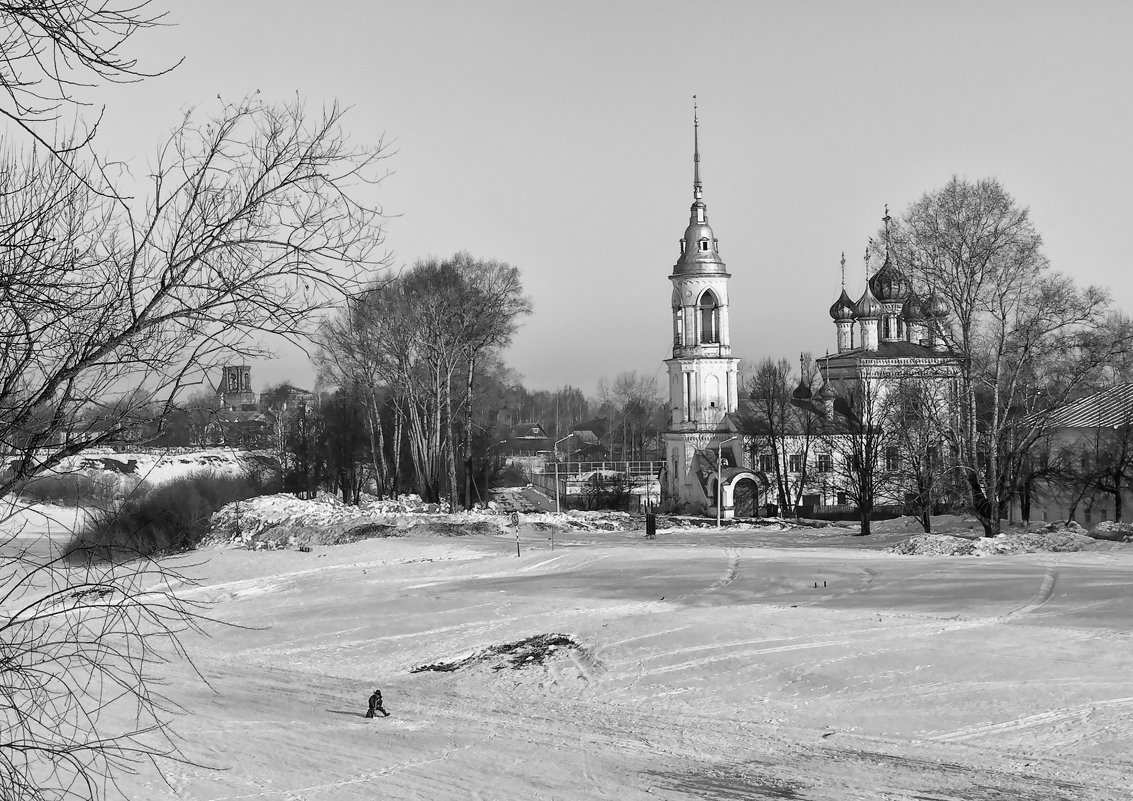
[553,435,572,516]
[717,435,739,529]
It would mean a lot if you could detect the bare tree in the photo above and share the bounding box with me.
[316,255,529,508]
[0,96,390,497]
[884,377,959,533]
[596,372,663,461]
[823,378,898,536]
[448,254,531,509]
[0,0,179,152]
[737,357,821,515]
[890,177,1116,535]
[0,525,217,801]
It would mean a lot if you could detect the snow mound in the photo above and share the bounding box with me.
[976,530,1099,555]
[890,535,977,556]
[207,493,510,548]
[891,529,1103,557]
[1086,521,1133,542]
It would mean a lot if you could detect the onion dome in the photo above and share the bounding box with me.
[829,288,855,321]
[924,291,950,318]
[816,379,837,401]
[902,293,927,321]
[853,284,883,319]
[792,379,813,400]
[867,251,911,302]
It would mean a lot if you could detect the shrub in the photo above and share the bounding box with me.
[16,471,128,507]
[64,471,268,561]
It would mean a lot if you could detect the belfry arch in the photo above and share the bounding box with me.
[698,289,720,344]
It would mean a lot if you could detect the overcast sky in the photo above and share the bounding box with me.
[94,0,1133,397]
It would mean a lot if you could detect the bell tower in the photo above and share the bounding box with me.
[663,100,741,501]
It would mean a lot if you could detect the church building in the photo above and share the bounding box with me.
[660,106,762,515]
[660,111,959,519]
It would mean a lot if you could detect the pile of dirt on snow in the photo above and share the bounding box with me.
[410,633,582,673]
[891,528,1103,556]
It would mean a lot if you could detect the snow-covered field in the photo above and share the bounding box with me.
[3,475,1131,800]
[87,512,1129,800]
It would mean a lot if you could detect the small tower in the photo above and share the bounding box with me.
[219,364,257,410]
[664,100,742,502]
[665,100,739,429]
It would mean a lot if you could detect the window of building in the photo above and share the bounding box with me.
[817,453,832,473]
[788,454,803,473]
[699,239,709,252]
[837,492,849,505]
[885,446,901,472]
[1085,508,1092,525]
[699,290,720,344]
[758,454,774,473]
[926,446,939,468]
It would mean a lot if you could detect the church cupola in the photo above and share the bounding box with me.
[792,355,813,400]
[829,252,856,353]
[854,247,882,351]
[902,293,928,345]
[673,99,725,277]
[869,207,910,342]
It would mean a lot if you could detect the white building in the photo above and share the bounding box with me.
[660,116,959,519]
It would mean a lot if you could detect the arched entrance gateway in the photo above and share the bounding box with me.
[731,477,760,518]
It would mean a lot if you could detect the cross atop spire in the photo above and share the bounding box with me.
[883,204,892,257]
[693,95,702,200]
[840,251,846,289]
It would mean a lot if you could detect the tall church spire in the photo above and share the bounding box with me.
[693,95,702,200]
[673,97,724,276]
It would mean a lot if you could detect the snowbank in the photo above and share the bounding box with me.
[891,527,1104,557]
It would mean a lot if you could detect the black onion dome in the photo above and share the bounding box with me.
[902,293,927,321]
[792,379,813,400]
[924,291,950,318]
[829,288,856,321]
[853,284,883,319]
[867,253,911,302]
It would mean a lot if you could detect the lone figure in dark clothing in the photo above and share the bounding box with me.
[365,689,389,718]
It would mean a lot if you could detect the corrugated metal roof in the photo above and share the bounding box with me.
[1045,384,1133,428]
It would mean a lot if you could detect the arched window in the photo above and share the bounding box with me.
[699,290,720,344]
[699,238,709,252]
[673,305,684,346]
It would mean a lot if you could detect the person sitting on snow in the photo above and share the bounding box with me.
[365,688,389,718]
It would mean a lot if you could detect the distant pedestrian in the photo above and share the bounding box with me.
[365,688,389,718]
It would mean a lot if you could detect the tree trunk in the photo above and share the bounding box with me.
[464,357,475,510]
[444,374,459,512]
